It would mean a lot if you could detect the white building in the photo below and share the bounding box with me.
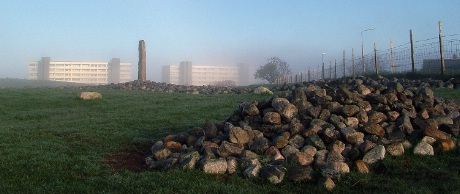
[162,65,180,85]
[28,57,132,85]
[162,61,246,86]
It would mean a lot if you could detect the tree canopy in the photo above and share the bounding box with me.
[254,57,291,83]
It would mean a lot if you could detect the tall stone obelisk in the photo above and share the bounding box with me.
[138,40,147,81]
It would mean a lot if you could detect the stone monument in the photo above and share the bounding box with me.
[138,40,147,81]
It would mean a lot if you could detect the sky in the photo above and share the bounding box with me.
[1,0,459,81]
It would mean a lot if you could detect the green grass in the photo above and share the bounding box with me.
[0,87,459,193]
[0,78,85,88]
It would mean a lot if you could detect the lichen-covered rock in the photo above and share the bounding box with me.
[218,141,244,157]
[414,142,434,156]
[249,137,270,154]
[80,92,102,100]
[254,86,273,95]
[242,158,261,178]
[229,127,250,145]
[363,123,386,137]
[355,160,369,174]
[202,158,228,174]
[342,105,360,117]
[292,152,315,166]
[265,146,285,161]
[274,132,290,148]
[440,139,456,152]
[242,102,260,116]
[264,112,282,125]
[363,145,386,164]
[179,151,200,170]
[260,165,287,184]
[386,143,404,156]
[323,177,336,192]
[153,148,172,161]
[368,111,387,124]
[340,128,364,144]
[227,157,238,174]
[165,141,182,152]
[288,134,305,149]
[272,98,298,121]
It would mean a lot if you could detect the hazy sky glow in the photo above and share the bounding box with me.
[1,0,459,80]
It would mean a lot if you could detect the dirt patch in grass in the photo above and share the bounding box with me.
[104,148,148,173]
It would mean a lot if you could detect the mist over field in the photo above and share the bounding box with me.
[1,1,460,193]
[0,1,459,82]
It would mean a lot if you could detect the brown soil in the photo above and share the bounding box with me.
[103,147,148,173]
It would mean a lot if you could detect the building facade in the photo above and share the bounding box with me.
[162,65,180,85]
[162,61,247,86]
[28,57,132,85]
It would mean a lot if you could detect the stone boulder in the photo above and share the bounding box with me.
[254,86,273,95]
[79,92,102,100]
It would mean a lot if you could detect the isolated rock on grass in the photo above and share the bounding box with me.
[79,92,102,100]
[254,86,273,95]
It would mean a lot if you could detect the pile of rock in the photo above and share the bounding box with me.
[99,80,255,95]
[145,77,459,191]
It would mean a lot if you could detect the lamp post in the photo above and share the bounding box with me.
[361,28,375,75]
[321,53,326,80]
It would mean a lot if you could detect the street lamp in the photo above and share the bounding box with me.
[321,53,326,80]
[361,28,375,75]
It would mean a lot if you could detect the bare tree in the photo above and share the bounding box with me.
[255,57,291,83]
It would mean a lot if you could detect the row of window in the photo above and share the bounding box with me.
[51,78,107,81]
[50,73,107,77]
[50,64,107,67]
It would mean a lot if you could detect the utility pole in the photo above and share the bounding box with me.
[390,40,396,74]
[374,42,378,75]
[352,48,355,77]
[361,28,375,75]
[438,21,446,75]
[410,30,415,73]
[329,61,332,79]
[342,50,346,78]
[321,53,326,80]
[334,59,337,79]
[361,43,365,75]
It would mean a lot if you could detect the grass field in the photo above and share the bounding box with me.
[0,87,459,193]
